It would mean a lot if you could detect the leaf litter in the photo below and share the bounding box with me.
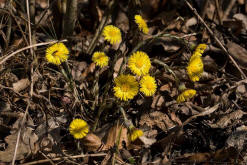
[1,0,247,164]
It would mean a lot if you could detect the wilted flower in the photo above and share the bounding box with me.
[134,15,149,34]
[128,51,151,76]
[92,51,109,68]
[69,119,89,139]
[113,74,139,101]
[46,43,69,65]
[102,25,122,45]
[140,75,157,96]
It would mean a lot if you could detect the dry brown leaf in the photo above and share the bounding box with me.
[13,78,30,93]
[103,124,128,150]
[151,95,164,109]
[140,111,176,131]
[210,110,246,128]
[176,152,211,163]
[0,116,38,162]
[72,61,88,81]
[226,125,247,150]
[227,41,247,69]
[213,147,239,162]
[82,133,103,152]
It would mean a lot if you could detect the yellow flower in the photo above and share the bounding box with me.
[176,89,196,103]
[129,128,144,142]
[134,15,149,34]
[69,119,89,139]
[102,25,122,45]
[140,75,157,96]
[187,55,204,82]
[128,51,151,76]
[46,43,69,65]
[113,74,139,101]
[195,44,207,54]
[92,51,109,68]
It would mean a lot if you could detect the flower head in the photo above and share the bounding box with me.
[113,74,139,101]
[128,128,143,142]
[128,51,151,76]
[187,55,204,82]
[92,51,109,68]
[134,15,149,34]
[176,89,196,103]
[102,25,122,45]
[46,43,69,65]
[140,75,157,96]
[195,44,207,54]
[69,119,89,139]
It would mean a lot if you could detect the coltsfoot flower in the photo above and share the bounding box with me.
[92,51,109,68]
[69,119,89,139]
[102,25,122,45]
[128,128,144,142]
[134,15,149,34]
[46,43,69,65]
[176,89,196,103]
[140,75,157,96]
[113,74,139,101]
[128,51,151,76]
[187,55,204,82]
[195,44,207,54]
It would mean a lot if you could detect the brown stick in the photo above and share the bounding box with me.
[21,153,107,165]
[185,0,247,79]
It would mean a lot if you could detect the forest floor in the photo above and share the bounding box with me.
[1,0,247,164]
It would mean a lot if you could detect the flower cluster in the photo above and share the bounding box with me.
[114,51,157,101]
[177,44,206,103]
[46,43,69,65]
[187,44,206,82]
[134,15,149,34]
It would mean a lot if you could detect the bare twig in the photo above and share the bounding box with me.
[214,0,223,25]
[22,153,107,165]
[26,0,36,97]
[0,40,67,65]
[185,0,247,79]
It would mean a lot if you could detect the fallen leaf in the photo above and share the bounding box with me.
[227,41,247,69]
[140,111,176,131]
[0,116,38,162]
[209,110,246,128]
[103,124,128,150]
[82,133,103,151]
[13,78,30,92]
